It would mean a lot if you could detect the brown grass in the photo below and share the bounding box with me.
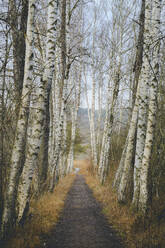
[82,159,165,248]
[74,159,91,175]
[4,174,75,248]
[4,160,165,248]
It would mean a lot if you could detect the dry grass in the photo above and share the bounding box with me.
[4,174,75,248]
[82,159,165,248]
[74,159,91,175]
[5,160,165,248]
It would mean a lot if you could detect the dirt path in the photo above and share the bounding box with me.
[41,175,124,248]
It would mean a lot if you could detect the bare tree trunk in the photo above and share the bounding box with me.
[9,0,28,101]
[132,0,145,105]
[48,0,68,190]
[48,51,61,175]
[113,136,128,189]
[84,68,97,167]
[139,0,161,213]
[98,81,111,178]
[16,0,58,222]
[16,86,46,223]
[96,78,103,159]
[114,0,145,202]
[117,84,139,202]
[39,87,51,185]
[67,72,81,173]
[49,79,67,191]
[99,70,120,184]
[132,0,152,210]
[90,71,97,167]
[0,42,7,222]
[1,0,36,236]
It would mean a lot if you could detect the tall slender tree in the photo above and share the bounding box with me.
[1,0,36,236]
[113,0,145,203]
[139,0,162,213]
[16,0,59,222]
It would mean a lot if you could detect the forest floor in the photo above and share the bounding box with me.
[81,159,165,248]
[3,174,75,248]
[3,159,164,248]
[40,173,123,248]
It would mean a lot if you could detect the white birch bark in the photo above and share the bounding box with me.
[132,0,152,209]
[84,70,93,156]
[98,9,123,183]
[139,0,161,213]
[59,107,67,177]
[84,68,97,167]
[1,0,36,235]
[49,78,67,191]
[117,84,140,202]
[67,74,81,173]
[16,0,58,222]
[114,0,145,202]
[99,70,120,184]
[118,92,123,139]
[96,78,103,157]
[90,71,98,166]
[48,49,61,173]
[98,81,111,178]
[48,90,54,171]
[16,86,46,222]
[59,0,73,177]
[0,39,7,217]
[113,136,128,189]
[84,72,91,125]
[48,0,67,190]
[67,102,76,173]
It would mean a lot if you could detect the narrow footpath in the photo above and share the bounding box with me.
[41,175,123,248]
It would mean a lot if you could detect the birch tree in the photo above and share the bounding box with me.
[96,75,103,157]
[114,0,162,213]
[16,0,58,222]
[98,0,127,183]
[48,0,67,191]
[0,44,6,221]
[48,48,61,175]
[67,68,81,173]
[48,0,85,187]
[113,0,145,201]
[0,23,10,217]
[1,0,36,236]
[139,0,162,213]
[90,68,98,167]
[49,79,67,191]
[132,0,152,209]
[8,0,28,101]
[98,69,120,184]
[117,83,140,202]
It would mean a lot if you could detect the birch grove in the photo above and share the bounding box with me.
[114,0,162,213]
[0,0,85,238]
[0,0,165,241]
[98,70,120,184]
[67,69,81,173]
[85,0,164,216]
[113,0,145,201]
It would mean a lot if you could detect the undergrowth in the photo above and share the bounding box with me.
[84,160,165,248]
[3,174,75,248]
